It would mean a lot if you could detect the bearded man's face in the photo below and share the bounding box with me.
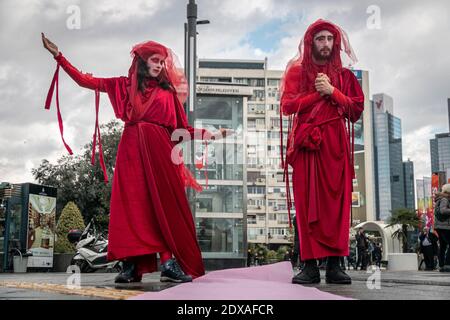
[312,30,334,61]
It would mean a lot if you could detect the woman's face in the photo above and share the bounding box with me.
[147,53,165,78]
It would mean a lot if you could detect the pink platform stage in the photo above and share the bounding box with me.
[130,261,351,300]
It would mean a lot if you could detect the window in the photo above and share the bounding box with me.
[256,119,265,127]
[196,186,243,213]
[277,214,289,224]
[248,186,266,194]
[196,218,243,254]
[199,77,232,83]
[249,89,265,101]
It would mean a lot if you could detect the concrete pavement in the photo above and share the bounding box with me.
[0,268,449,300]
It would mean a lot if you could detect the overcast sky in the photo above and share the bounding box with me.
[1,0,449,187]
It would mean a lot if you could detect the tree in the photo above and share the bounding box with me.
[385,208,420,253]
[267,250,278,263]
[32,120,123,231]
[276,245,291,261]
[55,201,85,253]
[254,244,268,265]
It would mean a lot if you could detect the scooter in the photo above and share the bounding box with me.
[68,218,121,273]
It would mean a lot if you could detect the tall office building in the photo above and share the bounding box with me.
[350,70,376,225]
[403,159,415,211]
[373,93,407,221]
[447,98,450,133]
[430,132,450,173]
[429,98,450,182]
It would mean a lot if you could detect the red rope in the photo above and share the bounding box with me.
[204,141,208,188]
[91,89,109,183]
[45,63,73,155]
[280,107,293,229]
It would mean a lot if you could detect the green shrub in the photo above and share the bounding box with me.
[54,201,85,253]
[267,250,277,260]
[277,245,291,261]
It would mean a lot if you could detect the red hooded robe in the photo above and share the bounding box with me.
[45,41,208,278]
[280,20,364,260]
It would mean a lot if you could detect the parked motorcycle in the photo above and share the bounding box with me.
[68,217,121,273]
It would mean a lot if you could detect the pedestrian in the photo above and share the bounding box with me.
[419,227,438,270]
[433,184,450,272]
[372,242,382,269]
[355,228,368,270]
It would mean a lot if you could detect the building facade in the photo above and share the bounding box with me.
[350,70,376,225]
[373,93,409,221]
[197,59,291,249]
[403,159,415,211]
[188,81,253,265]
[430,133,450,173]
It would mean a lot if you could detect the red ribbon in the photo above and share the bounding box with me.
[45,63,73,155]
[91,89,109,183]
[45,63,108,183]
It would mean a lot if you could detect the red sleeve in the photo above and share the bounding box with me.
[54,52,109,92]
[280,65,323,116]
[330,70,364,123]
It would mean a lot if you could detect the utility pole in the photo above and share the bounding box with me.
[185,0,209,213]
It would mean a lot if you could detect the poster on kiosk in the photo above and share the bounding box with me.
[26,185,56,268]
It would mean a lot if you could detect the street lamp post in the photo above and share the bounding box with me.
[185,0,209,213]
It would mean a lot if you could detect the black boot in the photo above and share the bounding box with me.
[160,258,193,283]
[292,259,320,284]
[114,260,142,283]
[326,256,352,284]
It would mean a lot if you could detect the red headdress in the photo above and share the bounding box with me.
[128,40,188,112]
[280,19,357,98]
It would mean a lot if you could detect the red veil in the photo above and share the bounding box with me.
[279,19,357,98]
[128,40,188,112]
[279,19,359,223]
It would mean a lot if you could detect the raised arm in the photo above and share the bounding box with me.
[42,33,107,92]
[54,53,107,92]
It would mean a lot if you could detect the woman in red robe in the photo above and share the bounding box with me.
[280,20,364,284]
[42,34,230,283]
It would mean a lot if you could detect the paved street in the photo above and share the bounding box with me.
[1,268,449,300]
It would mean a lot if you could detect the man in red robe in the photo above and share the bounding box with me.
[280,19,364,284]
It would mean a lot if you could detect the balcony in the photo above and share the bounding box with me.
[248,178,266,186]
[268,235,291,244]
[248,235,267,243]
[248,110,266,118]
[247,205,266,213]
